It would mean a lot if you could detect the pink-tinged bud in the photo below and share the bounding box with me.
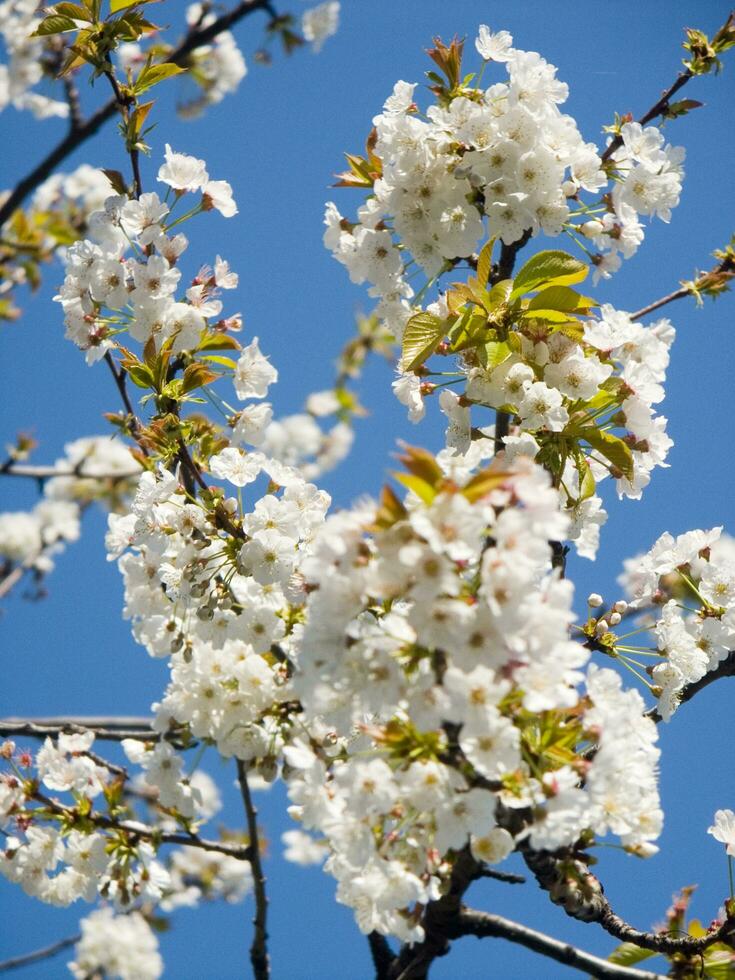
[613,600,628,614]
[0,741,14,759]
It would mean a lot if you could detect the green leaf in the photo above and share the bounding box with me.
[134,62,186,95]
[478,340,510,370]
[510,250,588,300]
[110,0,147,11]
[528,285,591,313]
[31,14,78,35]
[53,2,94,20]
[400,312,445,371]
[200,355,237,369]
[607,942,659,968]
[394,473,437,504]
[580,427,634,479]
[476,237,496,287]
[486,278,512,310]
[182,363,218,394]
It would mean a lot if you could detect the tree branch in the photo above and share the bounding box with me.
[236,760,270,980]
[0,0,277,228]
[0,717,188,744]
[0,463,139,481]
[600,69,693,163]
[647,649,735,723]
[368,932,397,980]
[452,909,663,980]
[0,933,80,974]
[29,789,252,861]
[522,846,735,956]
[629,252,735,321]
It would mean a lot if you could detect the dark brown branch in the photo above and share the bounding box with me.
[452,910,663,980]
[237,760,270,980]
[490,233,531,456]
[29,789,252,861]
[0,717,190,744]
[368,932,396,980]
[647,649,735,723]
[630,254,735,321]
[600,70,693,163]
[0,0,276,228]
[103,351,148,453]
[475,866,526,885]
[63,76,83,134]
[0,463,138,481]
[0,933,80,974]
[522,846,735,956]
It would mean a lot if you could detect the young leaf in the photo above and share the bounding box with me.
[580,427,635,479]
[475,237,496,287]
[134,62,186,95]
[31,14,79,36]
[400,311,445,371]
[510,250,588,300]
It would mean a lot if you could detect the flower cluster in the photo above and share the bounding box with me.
[0,729,252,912]
[0,435,135,583]
[55,146,239,363]
[617,527,735,720]
[324,26,683,345]
[281,449,660,940]
[69,907,163,980]
[110,454,330,767]
[0,0,70,120]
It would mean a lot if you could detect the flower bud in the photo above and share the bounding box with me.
[587,593,604,608]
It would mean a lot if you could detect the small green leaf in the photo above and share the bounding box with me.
[53,2,94,20]
[102,169,128,195]
[607,942,659,968]
[580,427,634,479]
[476,237,496,287]
[486,278,512,310]
[478,340,510,370]
[134,62,186,95]
[394,472,437,504]
[528,285,590,312]
[110,0,147,11]
[400,311,445,371]
[31,14,78,35]
[510,249,588,300]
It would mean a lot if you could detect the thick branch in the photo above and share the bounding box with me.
[0,0,276,228]
[522,847,735,956]
[0,933,80,974]
[453,910,662,980]
[237,760,270,980]
[368,932,397,980]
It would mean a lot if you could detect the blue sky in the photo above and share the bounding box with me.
[1,1,734,977]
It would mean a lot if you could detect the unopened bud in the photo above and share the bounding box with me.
[579,219,604,238]
[587,593,604,608]
[595,619,609,635]
[609,612,622,626]
[613,600,628,614]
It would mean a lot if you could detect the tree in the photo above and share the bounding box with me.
[1,2,735,978]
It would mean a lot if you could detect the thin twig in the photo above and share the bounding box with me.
[600,69,693,163]
[29,789,252,861]
[0,717,192,745]
[236,760,270,980]
[453,910,663,980]
[630,254,735,321]
[0,463,139,481]
[0,933,80,974]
